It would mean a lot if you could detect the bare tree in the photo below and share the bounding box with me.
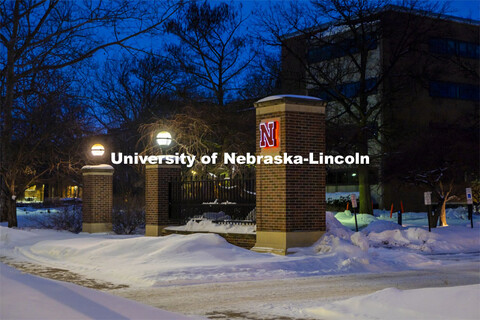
[385,121,479,227]
[165,1,255,106]
[238,49,281,101]
[1,69,90,225]
[91,54,186,129]
[257,0,447,214]
[138,104,255,176]
[0,0,182,227]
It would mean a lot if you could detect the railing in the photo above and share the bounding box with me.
[168,175,256,223]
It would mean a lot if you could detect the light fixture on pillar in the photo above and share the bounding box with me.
[91,143,105,157]
[156,131,172,147]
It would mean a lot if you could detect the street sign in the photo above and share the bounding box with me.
[424,192,432,205]
[466,188,473,205]
[350,194,357,208]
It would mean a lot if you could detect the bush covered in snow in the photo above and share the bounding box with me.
[112,208,145,234]
[326,195,350,211]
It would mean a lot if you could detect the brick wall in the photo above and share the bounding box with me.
[163,229,256,250]
[256,101,326,233]
[81,165,114,232]
[145,165,181,227]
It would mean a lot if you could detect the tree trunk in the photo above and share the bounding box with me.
[430,199,447,228]
[358,165,373,215]
[439,198,448,226]
[430,206,439,228]
[0,186,7,222]
[6,197,17,228]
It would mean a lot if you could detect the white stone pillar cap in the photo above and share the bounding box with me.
[81,164,114,175]
[254,94,325,114]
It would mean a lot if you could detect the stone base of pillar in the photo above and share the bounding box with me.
[251,230,325,255]
[145,224,169,237]
[82,222,112,233]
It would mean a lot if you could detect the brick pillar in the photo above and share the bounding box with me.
[145,164,181,236]
[252,95,326,255]
[81,165,114,233]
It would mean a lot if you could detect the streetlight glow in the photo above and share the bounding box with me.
[91,144,105,157]
[156,131,172,147]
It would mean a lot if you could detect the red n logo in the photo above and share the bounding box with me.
[259,121,279,148]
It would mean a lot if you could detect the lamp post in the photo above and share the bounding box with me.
[90,143,105,157]
[156,131,172,147]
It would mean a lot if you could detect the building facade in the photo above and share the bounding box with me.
[281,7,479,210]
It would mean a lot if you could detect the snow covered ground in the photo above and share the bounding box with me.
[1,208,479,287]
[0,263,193,319]
[304,284,480,320]
[1,206,479,319]
[14,205,64,228]
[113,265,480,319]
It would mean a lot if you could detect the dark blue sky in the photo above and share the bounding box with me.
[238,0,479,20]
[100,0,479,61]
[438,0,479,19]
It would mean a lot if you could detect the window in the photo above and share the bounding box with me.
[429,38,480,59]
[429,81,479,101]
[311,78,378,101]
[308,34,377,63]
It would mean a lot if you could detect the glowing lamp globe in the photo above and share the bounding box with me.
[156,131,172,147]
[91,144,105,157]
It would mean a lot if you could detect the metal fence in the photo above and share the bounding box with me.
[168,175,256,223]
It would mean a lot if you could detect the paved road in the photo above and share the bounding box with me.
[109,259,480,319]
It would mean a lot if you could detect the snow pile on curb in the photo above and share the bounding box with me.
[306,284,480,320]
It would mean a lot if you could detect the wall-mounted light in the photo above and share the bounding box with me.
[352,173,357,177]
[156,131,172,147]
[91,144,105,157]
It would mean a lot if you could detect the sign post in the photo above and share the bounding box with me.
[466,188,473,229]
[351,194,358,232]
[424,192,432,232]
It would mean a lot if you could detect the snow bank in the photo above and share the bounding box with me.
[362,220,404,234]
[306,284,480,320]
[0,263,192,320]
[1,207,478,288]
[166,219,255,234]
[1,228,269,286]
[0,224,393,287]
[366,225,480,254]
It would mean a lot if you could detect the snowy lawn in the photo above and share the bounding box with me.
[1,208,479,288]
[0,263,194,320]
[335,207,479,230]
[14,205,64,228]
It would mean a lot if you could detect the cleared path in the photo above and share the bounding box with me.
[110,258,480,319]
